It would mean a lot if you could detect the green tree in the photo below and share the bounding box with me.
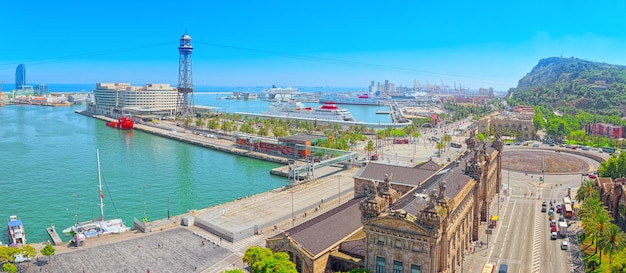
[243,246,296,273]
[599,224,626,264]
[40,244,55,265]
[2,262,17,273]
[443,134,452,150]
[222,270,245,273]
[347,268,371,273]
[243,246,272,267]
[365,140,375,159]
[576,180,599,203]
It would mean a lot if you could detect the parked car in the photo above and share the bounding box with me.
[561,241,569,250]
[551,232,558,240]
[14,253,31,263]
[541,206,547,212]
[588,174,597,179]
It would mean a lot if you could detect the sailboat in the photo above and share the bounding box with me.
[62,149,130,237]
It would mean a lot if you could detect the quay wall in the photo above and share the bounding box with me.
[75,110,289,165]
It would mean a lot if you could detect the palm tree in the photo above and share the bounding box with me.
[436,141,445,165]
[591,209,614,259]
[443,134,452,150]
[576,180,599,203]
[365,140,375,159]
[579,197,602,221]
[599,224,626,264]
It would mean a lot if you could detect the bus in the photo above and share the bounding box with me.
[482,263,496,273]
[564,204,573,219]
[563,197,572,206]
[602,146,616,154]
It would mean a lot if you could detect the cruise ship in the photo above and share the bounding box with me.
[267,101,355,121]
[262,86,299,102]
[318,93,390,106]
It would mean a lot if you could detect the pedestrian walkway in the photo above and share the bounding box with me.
[461,193,511,272]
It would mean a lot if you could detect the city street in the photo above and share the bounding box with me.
[462,147,601,273]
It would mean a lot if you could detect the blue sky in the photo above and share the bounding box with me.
[1,0,625,91]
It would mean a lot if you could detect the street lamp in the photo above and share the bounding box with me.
[291,190,294,224]
[338,176,341,205]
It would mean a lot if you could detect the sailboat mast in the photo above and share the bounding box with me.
[97,149,105,221]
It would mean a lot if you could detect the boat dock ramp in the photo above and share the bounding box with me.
[46,225,63,245]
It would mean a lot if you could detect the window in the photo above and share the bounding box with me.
[393,260,403,273]
[376,256,386,273]
[411,264,421,273]
[412,243,421,252]
[377,235,385,245]
[395,239,402,249]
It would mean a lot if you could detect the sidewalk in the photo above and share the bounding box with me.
[461,194,509,272]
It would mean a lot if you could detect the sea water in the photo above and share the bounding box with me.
[0,85,392,243]
[0,104,285,243]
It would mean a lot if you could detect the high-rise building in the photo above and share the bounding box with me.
[15,64,26,90]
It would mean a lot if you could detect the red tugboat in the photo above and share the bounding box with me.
[106,116,134,130]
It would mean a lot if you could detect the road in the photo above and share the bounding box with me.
[463,147,601,273]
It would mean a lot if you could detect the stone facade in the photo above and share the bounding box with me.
[267,133,503,273]
[360,132,502,273]
[595,177,626,232]
[477,111,535,140]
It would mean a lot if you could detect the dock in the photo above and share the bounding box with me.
[46,225,63,245]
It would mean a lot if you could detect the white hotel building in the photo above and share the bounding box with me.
[88,83,179,119]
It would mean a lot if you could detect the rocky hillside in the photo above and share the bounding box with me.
[508,57,626,116]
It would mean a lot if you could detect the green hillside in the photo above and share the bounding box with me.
[508,57,626,116]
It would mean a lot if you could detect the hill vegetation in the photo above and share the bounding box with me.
[508,57,626,116]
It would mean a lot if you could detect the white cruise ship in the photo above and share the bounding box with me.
[267,101,355,121]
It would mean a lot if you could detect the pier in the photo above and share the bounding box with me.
[46,225,63,245]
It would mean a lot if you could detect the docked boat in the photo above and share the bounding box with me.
[267,101,355,121]
[106,116,134,130]
[262,86,299,102]
[63,149,130,238]
[318,93,390,106]
[7,215,26,245]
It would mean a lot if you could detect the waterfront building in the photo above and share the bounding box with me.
[0,92,8,106]
[267,132,503,273]
[36,84,49,95]
[88,83,178,119]
[15,64,26,90]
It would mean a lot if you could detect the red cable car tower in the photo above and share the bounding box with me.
[176,32,194,117]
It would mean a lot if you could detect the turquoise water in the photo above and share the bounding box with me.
[193,93,393,124]
[0,85,392,244]
[0,105,286,243]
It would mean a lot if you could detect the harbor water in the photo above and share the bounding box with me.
[0,85,392,244]
[0,105,286,244]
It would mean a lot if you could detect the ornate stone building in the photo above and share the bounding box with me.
[477,110,535,140]
[360,132,502,272]
[267,132,503,273]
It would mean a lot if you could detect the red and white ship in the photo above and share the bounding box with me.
[268,101,355,121]
[106,116,134,130]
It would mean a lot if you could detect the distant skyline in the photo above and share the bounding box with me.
[1,1,625,91]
